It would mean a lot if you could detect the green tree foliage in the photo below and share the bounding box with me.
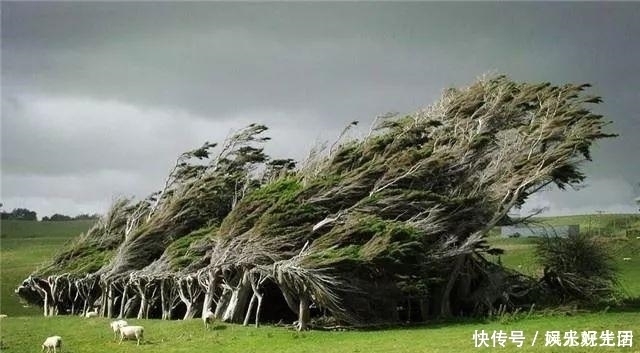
[49,214,72,221]
[1,208,37,221]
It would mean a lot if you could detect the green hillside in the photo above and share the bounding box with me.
[488,213,640,297]
[0,220,95,316]
[1,219,96,239]
[529,214,640,237]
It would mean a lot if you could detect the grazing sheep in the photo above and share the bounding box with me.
[623,257,631,261]
[0,314,7,318]
[203,310,215,329]
[41,336,62,353]
[110,320,129,340]
[85,310,98,318]
[119,325,144,345]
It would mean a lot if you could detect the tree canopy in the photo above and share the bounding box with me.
[1,208,37,220]
[17,75,616,328]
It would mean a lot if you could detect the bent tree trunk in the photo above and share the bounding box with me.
[47,276,61,316]
[255,292,264,327]
[244,274,265,327]
[43,292,51,316]
[31,279,52,317]
[118,284,129,318]
[214,287,231,319]
[160,278,173,320]
[222,279,251,322]
[137,296,148,319]
[106,283,115,318]
[297,296,310,331]
[177,276,201,320]
[99,284,109,317]
[440,254,466,318]
[123,297,137,318]
[200,269,219,320]
[243,293,257,326]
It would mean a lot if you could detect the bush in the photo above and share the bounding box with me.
[536,234,618,303]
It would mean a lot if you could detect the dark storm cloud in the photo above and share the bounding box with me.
[7,2,637,120]
[2,2,639,217]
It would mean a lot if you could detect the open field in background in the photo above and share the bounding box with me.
[531,214,640,238]
[487,214,640,297]
[0,220,95,316]
[0,220,96,239]
[1,313,639,353]
[0,216,638,353]
[487,237,640,296]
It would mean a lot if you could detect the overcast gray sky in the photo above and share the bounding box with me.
[2,2,639,218]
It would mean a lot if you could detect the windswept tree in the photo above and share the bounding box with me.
[17,75,615,328]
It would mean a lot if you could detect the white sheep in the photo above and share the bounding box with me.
[41,336,62,353]
[203,310,215,329]
[85,310,98,318]
[109,320,129,340]
[119,325,144,345]
[623,257,631,261]
[0,314,7,318]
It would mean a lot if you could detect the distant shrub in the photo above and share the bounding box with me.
[536,234,617,303]
[42,213,101,222]
[1,208,37,221]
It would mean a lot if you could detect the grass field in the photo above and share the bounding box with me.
[487,214,640,297]
[0,220,95,316]
[1,312,639,353]
[0,217,638,353]
[531,214,640,238]
[487,236,640,297]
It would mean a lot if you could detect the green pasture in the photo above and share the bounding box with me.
[487,213,640,297]
[0,220,95,316]
[0,217,638,353]
[0,312,638,353]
